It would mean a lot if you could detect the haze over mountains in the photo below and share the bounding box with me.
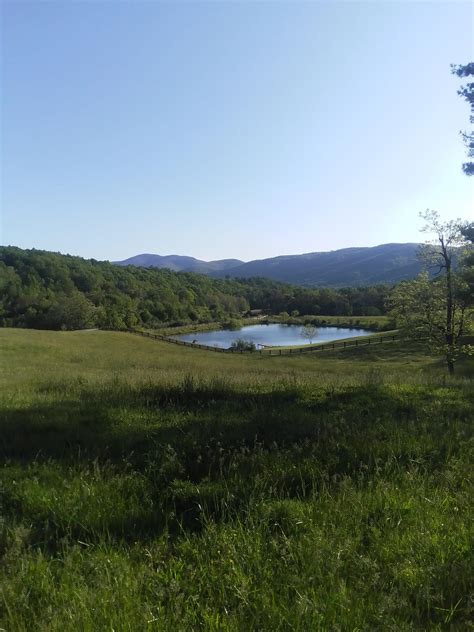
[115,243,425,287]
[114,254,243,275]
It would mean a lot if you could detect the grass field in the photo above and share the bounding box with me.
[0,328,473,630]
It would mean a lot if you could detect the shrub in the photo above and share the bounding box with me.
[230,338,256,351]
[222,319,243,331]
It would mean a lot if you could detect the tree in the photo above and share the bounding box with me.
[451,62,474,175]
[389,211,472,373]
[459,222,474,307]
[301,324,318,344]
[45,293,96,330]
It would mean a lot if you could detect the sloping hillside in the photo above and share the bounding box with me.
[115,244,425,287]
[0,246,391,330]
[215,243,423,287]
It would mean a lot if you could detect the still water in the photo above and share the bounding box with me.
[173,324,373,349]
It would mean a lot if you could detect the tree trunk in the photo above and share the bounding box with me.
[442,240,455,374]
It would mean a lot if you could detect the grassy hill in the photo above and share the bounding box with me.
[0,328,472,629]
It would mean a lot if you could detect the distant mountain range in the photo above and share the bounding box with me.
[114,243,426,287]
[115,254,244,275]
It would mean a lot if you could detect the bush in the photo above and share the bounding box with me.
[222,319,243,331]
[230,338,256,351]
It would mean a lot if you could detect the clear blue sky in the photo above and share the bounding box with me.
[1,0,472,262]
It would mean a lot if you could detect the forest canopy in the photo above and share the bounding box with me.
[0,246,391,330]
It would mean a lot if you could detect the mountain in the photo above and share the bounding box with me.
[114,254,243,274]
[213,243,424,287]
[115,244,426,287]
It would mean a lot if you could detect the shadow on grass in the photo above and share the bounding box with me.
[0,380,443,462]
[1,379,472,546]
[1,379,470,471]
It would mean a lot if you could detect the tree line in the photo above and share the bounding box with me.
[0,246,391,331]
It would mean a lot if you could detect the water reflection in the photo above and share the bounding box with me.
[173,324,373,349]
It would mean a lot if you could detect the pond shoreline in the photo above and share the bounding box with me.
[169,323,379,350]
[151,315,393,337]
[129,327,400,355]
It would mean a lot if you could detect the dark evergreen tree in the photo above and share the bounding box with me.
[452,62,474,175]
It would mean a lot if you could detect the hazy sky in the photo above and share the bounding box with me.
[1,0,473,262]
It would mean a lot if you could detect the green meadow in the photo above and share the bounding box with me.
[1,328,473,630]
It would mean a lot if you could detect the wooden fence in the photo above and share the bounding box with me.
[128,329,400,356]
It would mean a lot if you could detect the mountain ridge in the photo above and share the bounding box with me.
[114,243,425,287]
[114,254,244,274]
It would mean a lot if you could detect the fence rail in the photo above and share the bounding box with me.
[127,328,400,356]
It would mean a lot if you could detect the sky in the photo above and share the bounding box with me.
[1,0,473,263]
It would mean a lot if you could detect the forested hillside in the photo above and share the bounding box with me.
[212,243,425,286]
[116,244,429,287]
[0,247,390,330]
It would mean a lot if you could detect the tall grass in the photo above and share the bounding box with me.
[0,329,472,629]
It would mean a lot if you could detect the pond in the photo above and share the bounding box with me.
[172,324,374,349]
